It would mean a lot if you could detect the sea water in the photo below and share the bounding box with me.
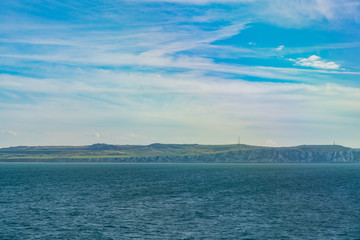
[1,163,360,239]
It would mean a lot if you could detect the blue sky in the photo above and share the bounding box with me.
[1,0,360,147]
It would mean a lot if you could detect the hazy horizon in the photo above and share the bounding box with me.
[1,0,360,148]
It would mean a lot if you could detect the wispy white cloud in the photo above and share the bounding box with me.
[275,45,284,51]
[291,55,340,70]
[266,139,278,147]
[0,130,18,136]
[1,23,332,83]
[86,132,101,138]
[253,0,360,28]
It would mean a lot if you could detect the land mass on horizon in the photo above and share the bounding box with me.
[0,143,359,163]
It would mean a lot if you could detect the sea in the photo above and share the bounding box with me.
[1,163,360,239]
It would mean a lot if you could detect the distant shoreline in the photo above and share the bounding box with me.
[1,143,359,163]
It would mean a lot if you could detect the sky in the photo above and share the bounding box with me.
[1,0,360,148]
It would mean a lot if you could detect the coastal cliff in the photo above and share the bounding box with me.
[113,148,360,163]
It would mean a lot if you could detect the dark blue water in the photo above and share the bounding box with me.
[1,163,360,239]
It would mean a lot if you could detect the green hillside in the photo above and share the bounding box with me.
[0,143,260,160]
[290,145,350,152]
